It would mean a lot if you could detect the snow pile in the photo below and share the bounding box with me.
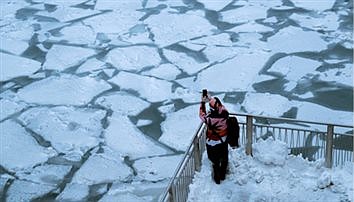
[188,138,353,202]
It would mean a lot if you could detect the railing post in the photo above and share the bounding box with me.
[246,115,253,156]
[325,124,334,168]
[193,137,201,172]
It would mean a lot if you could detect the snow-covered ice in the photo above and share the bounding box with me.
[0,36,29,55]
[290,0,336,11]
[36,6,100,22]
[220,4,268,24]
[17,74,111,105]
[142,63,181,81]
[76,58,106,74]
[0,97,27,121]
[56,183,90,201]
[188,138,353,202]
[6,180,56,202]
[50,24,97,45]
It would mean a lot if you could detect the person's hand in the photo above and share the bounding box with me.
[201,95,209,103]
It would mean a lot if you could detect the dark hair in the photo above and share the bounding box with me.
[213,97,221,107]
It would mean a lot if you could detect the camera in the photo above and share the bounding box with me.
[202,89,208,97]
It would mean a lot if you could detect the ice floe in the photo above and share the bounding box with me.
[134,154,183,182]
[43,45,96,71]
[0,36,29,55]
[36,6,100,22]
[290,12,339,32]
[0,98,27,121]
[267,26,328,53]
[268,55,322,82]
[6,180,56,202]
[290,0,335,11]
[0,120,56,172]
[17,74,111,105]
[228,21,273,33]
[104,114,171,159]
[50,24,97,45]
[142,63,181,81]
[96,92,150,116]
[159,104,201,151]
[0,52,41,82]
[95,0,143,11]
[56,183,90,201]
[19,106,106,154]
[83,11,143,34]
[0,0,29,19]
[144,10,215,47]
[241,92,292,117]
[100,192,152,202]
[109,72,173,103]
[32,0,88,6]
[317,64,353,87]
[197,0,232,11]
[76,58,106,74]
[163,49,208,75]
[72,149,132,185]
[105,46,161,72]
[17,164,72,185]
[194,52,271,92]
[220,4,268,24]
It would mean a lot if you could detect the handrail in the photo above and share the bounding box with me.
[160,113,353,202]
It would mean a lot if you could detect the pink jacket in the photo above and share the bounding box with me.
[199,103,229,141]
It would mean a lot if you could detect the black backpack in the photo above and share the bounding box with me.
[226,116,240,148]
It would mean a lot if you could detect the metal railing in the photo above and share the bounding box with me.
[160,113,353,202]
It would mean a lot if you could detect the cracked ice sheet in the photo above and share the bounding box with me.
[0,52,41,82]
[19,106,106,154]
[267,26,328,54]
[220,4,268,24]
[192,52,271,92]
[134,155,183,182]
[0,120,56,172]
[6,180,56,202]
[17,74,111,105]
[17,164,72,185]
[290,0,335,11]
[0,0,29,19]
[83,10,143,34]
[105,46,161,72]
[0,17,34,41]
[95,0,143,10]
[43,45,96,71]
[290,12,339,32]
[49,24,96,45]
[159,104,201,151]
[96,92,150,116]
[36,6,100,22]
[0,36,29,55]
[163,49,208,75]
[105,114,171,159]
[109,72,173,103]
[189,33,234,47]
[144,10,215,47]
[72,148,132,185]
[268,55,322,82]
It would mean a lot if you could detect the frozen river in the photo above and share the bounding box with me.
[0,0,352,201]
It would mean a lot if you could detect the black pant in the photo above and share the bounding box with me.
[206,142,228,183]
